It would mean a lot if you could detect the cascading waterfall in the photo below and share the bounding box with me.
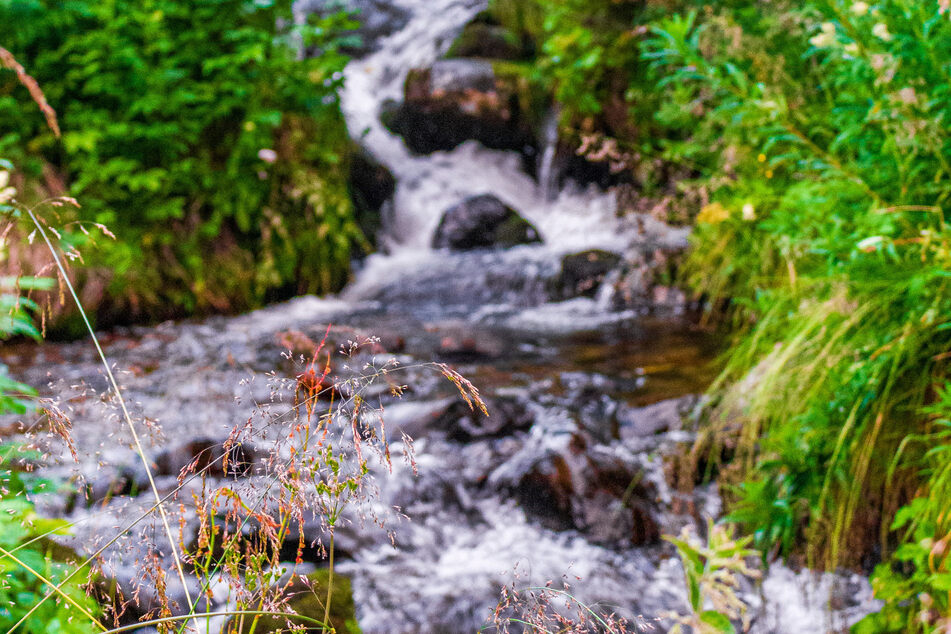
[536,104,562,202]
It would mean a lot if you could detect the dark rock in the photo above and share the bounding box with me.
[383,59,539,155]
[297,0,411,58]
[446,22,524,60]
[513,450,575,530]
[349,145,395,250]
[86,464,150,506]
[154,437,257,479]
[617,396,696,440]
[552,249,623,300]
[432,194,541,250]
[497,435,661,546]
[434,394,534,442]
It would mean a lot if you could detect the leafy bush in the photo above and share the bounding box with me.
[0,446,101,634]
[0,0,363,322]
[637,0,951,629]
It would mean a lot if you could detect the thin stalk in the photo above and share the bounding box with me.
[322,530,335,634]
[26,209,198,626]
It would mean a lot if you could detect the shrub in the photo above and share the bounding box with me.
[0,0,364,322]
[639,0,951,629]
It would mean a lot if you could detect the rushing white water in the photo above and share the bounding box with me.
[339,0,626,254]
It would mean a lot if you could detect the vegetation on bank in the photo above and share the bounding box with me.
[470,0,951,629]
[0,0,363,327]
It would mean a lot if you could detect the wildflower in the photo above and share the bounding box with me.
[942,0,950,15]
[872,22,893,41]
[0,171,14,204]
[697,202,730,224]
[765,169,774,179]
[810,22,837,47]
[896,87,918,105]
[742,203,756,221]
[851,1,870,16]
[757,153,766,163]
[844,42,860,56]
[257,148,278,163]
[857,235,885,252]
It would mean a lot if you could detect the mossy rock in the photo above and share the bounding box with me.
[446,22,523,60]
[229,569,361,633]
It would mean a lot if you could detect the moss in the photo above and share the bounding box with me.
[446,22,524,60]
[230,569,361,634]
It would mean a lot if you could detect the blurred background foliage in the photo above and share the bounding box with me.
[0,0,363,328]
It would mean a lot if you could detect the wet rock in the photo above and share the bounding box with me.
[154,437,258,479]
[446,22,524,60]
[513,450,575,530]
[552,249,623,300]
[383,59,538,155]
[432,194,541,250]
[86,463,151,507]
[349,145,396,250]
[617,396,697,440]
[494,435,661,546]
[297,0,411,58]
[433,394,534,442]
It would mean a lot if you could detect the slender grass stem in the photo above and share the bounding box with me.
[25,208,198,627]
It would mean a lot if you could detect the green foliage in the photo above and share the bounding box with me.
[663,521,760,634]
[0,445,100,633]
[633,0,951,628]
[0,0,364,320]
[0,160,49,413]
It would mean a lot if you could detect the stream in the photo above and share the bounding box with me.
[1,0,880,631]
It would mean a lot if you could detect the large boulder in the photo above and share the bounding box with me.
[383,59,539,155]
[433,394,535,442]
[490,434,661,546]
[432,194,541,250]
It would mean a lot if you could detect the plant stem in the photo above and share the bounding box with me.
[323,529,335,634]
[26,209,198,628]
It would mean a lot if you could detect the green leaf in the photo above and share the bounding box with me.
[699,610,735,633]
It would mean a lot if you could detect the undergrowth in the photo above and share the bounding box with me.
[0,0,364,325]
[640,0,951,630]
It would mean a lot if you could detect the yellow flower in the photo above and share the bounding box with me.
[697,202,730,224]
[872,22,893,41]
[810,22,837,47]
[765,169,774,179]
[757,153,767,163]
